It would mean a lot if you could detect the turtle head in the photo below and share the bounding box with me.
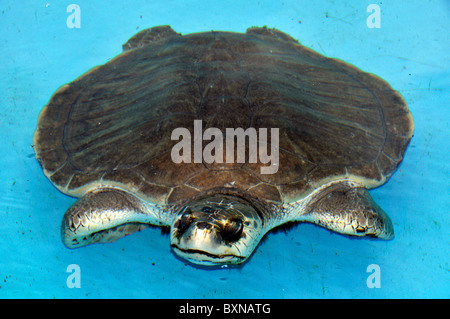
[170,195,264,266]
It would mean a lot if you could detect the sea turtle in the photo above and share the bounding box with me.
[34,26,414,266]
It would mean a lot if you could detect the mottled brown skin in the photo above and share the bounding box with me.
[34,26,414,265]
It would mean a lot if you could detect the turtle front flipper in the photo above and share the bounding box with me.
[61,188,167,248]
[298,181,394,239]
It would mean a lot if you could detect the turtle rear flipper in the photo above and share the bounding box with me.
[122,25,181,51]
[298,181,394,239]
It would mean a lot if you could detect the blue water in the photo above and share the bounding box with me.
[0,0,448,298]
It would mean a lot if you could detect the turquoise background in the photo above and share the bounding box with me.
[0,0,448,298]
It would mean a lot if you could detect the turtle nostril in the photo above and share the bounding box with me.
[196,221,212,230]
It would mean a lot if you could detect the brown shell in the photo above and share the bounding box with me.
[33,26,414,205]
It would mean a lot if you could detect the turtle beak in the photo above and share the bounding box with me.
[171,219,245,265]
[169,197,263,266]
[170,211,246,265]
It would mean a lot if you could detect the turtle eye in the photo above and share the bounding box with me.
[221,219,243,242]
[178,209,193,233]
